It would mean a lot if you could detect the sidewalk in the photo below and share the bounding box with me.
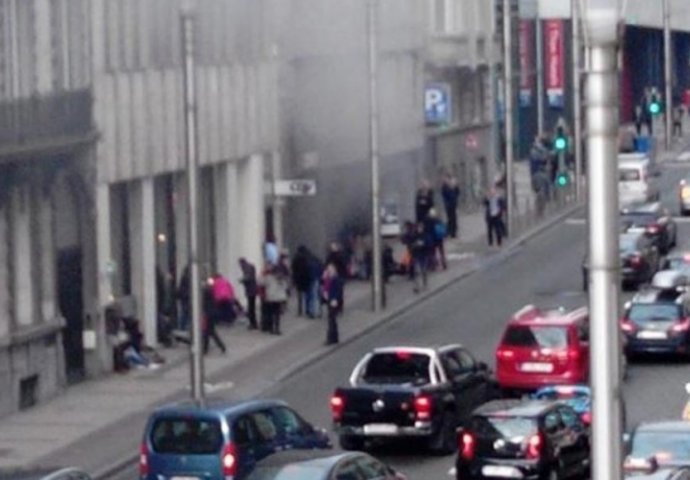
[0,198,579,477]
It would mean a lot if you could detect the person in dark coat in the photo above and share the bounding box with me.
[291,246,312,317]
[177,265,191,330]
[411,222,431,293]
[441,175,460,238]
[326,242,348,279]
[415,179,434,223]
[239,257,258,330]
[484,187,507,247]
[324,263,344,345]
[306,253,323,318]
[202,282,226,354]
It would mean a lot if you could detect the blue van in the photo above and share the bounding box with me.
[140,399,332,480]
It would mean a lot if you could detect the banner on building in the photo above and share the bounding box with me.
[519,20,534,107]
[544,19,565,108]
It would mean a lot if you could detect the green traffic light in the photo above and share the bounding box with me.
[556,173,568,187]
[554,136,567,151]
[649,102,661,115]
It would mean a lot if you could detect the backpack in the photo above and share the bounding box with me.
[434,221,447,241]
[213,277,234,302]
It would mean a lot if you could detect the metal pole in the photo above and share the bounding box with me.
[535,14,544,137]
[663,0,673,150]
[367,0,383,312]
[586,40,623,480]
[572,0,583,201]
[181,10,204,405]
[502,0,515,232]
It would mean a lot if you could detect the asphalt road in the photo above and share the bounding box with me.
[110,160,690,480]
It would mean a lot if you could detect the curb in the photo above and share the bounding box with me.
[92,202,582,480]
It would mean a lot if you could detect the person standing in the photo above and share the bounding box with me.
[291,246,311,317]
[441,175,460,238]
[426,209,447,270]
[484,187,506,247]
[261,263,289,335]
[211,273,237,324]
[415,179,434,223]
[674,105,684,137]
[202,281,226,354]
[324,263,344,345]
[239,258,258,330]
[306,252,323,318]
[176,265,191,331]
[411,222,430,293]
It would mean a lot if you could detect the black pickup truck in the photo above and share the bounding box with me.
[330,345,497,454]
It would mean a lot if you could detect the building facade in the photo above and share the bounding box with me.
[0,0,279,418]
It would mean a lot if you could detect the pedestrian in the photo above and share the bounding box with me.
[674,105,684,137]
[441,175,460,238]
[291,246,311,317]
[400,221,416,280]
[238,257,258,330]
[306,252,323,318]
[326,242,348,279]
[415,179,434,223]
[176,264,191,331]
[261,263,289,335]
[202,281,226,354]
[484,187,506,247]
[411,222,430,293]
[211,272,237,324]
[426,209,447,270]
[324,263,344,345]
[264,234,279,266]
[634,105,644,137]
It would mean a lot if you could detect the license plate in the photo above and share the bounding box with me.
[363,423,398,435]
[171,477,199,480]
[481,465,523,478]
[520,362,553,373]
[637,330,668,340]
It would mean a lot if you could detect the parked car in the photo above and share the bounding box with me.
[619,156,660,207]
[678,179,690,216]
[245,450,407,480]
[624,457,690,480]
[495,305,589,393]
[330,345,497,453]
[621,202,677,254]
[0,468,92,480]
[621,273,690,359]
[663,253,690,277]
[140,399,332,480]
[456,399,590,480]
[625,421,690,469]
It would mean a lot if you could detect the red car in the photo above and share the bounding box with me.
[495,305,589,392]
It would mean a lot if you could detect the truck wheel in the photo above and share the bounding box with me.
[339,435,365,451]
[429,412,456,455]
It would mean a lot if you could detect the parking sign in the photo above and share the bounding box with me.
[425,84,452,125]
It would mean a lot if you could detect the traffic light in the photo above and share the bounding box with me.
[556,171,569,187]
[648,95,662,116]
[554,126,568,152]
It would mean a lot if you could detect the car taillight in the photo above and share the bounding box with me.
[621,319,636,333]
[330,394,345,421]
[629,254,643,266]
[646,224,660,235]
[221,442,237,477]
[414,395,432,421]
[496,348,515,360]
[672,318,690,333]
[581,412,592,425]
[526,433,543,459]
[460,432,475,460]
[139,442,149,476]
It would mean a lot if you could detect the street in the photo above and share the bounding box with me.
[101,160,690,480]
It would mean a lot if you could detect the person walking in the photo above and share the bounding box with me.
[261,263,289,335]
[484,187,506,247]
[426,209,447,270]
[674,105,684,138]
[324,263,344,345]
[411,222,430,293]
[306,252,323,318]
[211,273,238,324]
[238,258,258,330]
[415,179,434,223]
[202,281,226,354]
[176,265,191,331]
[291,246,311,317]
[441,175,460,238]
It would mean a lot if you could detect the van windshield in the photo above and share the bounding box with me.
[150,417,223,454]
[620,168,641,181]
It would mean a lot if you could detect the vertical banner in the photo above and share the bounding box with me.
[519,20,534,107]
[544,19,565,108]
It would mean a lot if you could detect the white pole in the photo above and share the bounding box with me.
[536,14,545,136]
[572,0,584,201]
[664,0,673,150]
[503,0,515,231]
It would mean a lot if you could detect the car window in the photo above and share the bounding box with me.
[503,325,569,348]
[628,304,682,325]
[577,323,589,342]
[631,430,690,462]
[558,407,581,429]
[335,460,365,480]
[250,411,278,442]
[620,168,641,181]
[471,416,537,439]
[355,456,390,479]
[544,411,563,434]
[270,407,306,436]
[232,415,259,446]
[150,416,223,454]
[441,351,464,378]
[620,235,640,253]
[361,352,430,385]
[457,349,476,370]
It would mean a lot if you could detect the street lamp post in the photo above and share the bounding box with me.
[502,0,515,233]
[664,0,673,150]
[572,0,584,201]
[367,0,383,312]
[584,5,624,480]
[181,7,204,404]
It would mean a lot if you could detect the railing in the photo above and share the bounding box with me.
[0,89,94,148]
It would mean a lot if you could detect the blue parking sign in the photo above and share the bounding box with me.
[425,84,452,125]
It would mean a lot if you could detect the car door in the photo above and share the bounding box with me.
[246,410,280,461]
[439,350,474,420]
[543,410,568,468]
[269,406,320,450]
[557,406,589,475]
[231,414,264,477]
[456,348,489,407]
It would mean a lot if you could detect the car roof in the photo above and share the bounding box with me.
[152,398,288,417]
[474,399,559,418]
[635,421,690,434]
[631,288,684,305]
[510,305,587,326]
[620,157,650,168]
[371,344,464,356]
[254,450,358,469]
[652,271,688,290]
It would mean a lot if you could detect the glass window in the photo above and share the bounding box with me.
[628,304,682,325]
[502,326,569,348]
[631,431,690,462]
[441,352,463,378]
[471,416,537,439]
[232,415,259,446]
[150,417,223,454]
[558,407,581,429]
[544,411,563,433]
[271,407,304,436]
[250,411,278,441]
[356,456,389,479]
[619,168,641,181]
[457,350,476,370]
[335,460,365,480]
[361,353,430,385]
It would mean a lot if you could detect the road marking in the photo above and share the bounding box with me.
[448,466,456,476]
[566,218,586,225]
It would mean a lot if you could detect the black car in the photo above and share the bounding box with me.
[625,421,690,469]
[456,399,590,480]
[245,450,406,480]
[622,203,677,254]
[583,231,660,290]
[620,281,690,359]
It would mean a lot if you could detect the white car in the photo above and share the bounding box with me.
[619,156,660,207]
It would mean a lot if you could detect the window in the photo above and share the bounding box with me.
[150,417,223,454]
[619,168,641,181]
[335,461,364,480]
[361,353,431,385]
[502,326,569,348]
[628,304,682,325]
[457,349,476,371]
[544,411,563,434]
[471,416,536,439]
[558,407,581,429]
[356,456,389,479]
[441,352,464,379]
[232,415,259,446]
[250,411,278,441]
[270,407,304,436]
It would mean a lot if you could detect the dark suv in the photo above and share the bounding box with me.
[456,400,590,480]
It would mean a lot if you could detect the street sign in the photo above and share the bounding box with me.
[425,84,452,124]
[274,179,317,196]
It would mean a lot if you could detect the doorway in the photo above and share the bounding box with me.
[58,246,84,384]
